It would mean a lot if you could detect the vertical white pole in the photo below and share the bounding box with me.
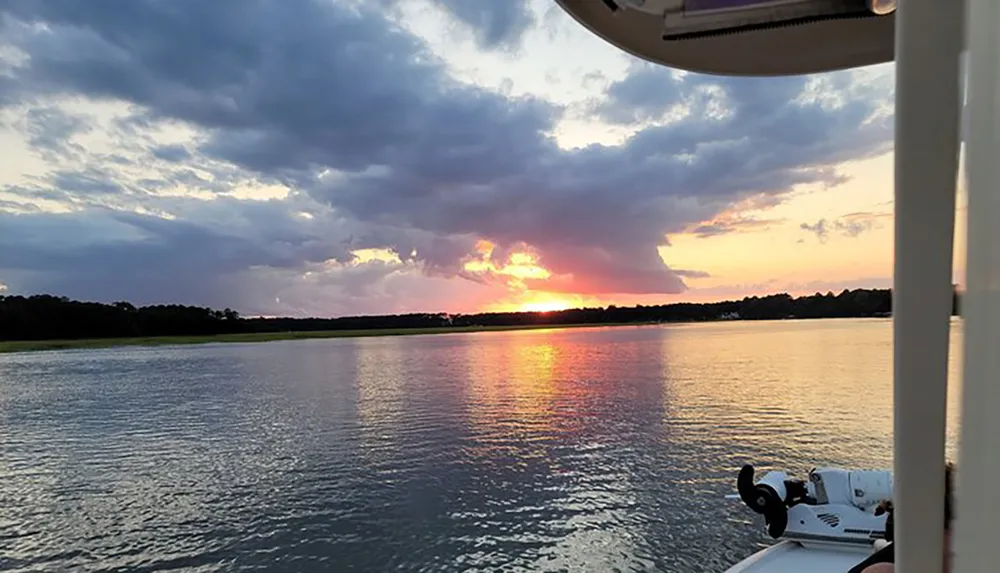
[954,0,1000,571]
[892,0,964,572]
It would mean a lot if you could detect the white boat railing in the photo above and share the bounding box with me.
[954,1,1000,572]
[892,1,963,572]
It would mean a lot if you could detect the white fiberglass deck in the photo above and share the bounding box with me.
[724,541,871,573]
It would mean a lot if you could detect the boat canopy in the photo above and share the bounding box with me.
[555,0,896,75]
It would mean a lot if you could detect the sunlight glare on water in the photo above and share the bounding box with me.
[0,319,963,572]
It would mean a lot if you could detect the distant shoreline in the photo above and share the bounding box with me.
[0,322,654,354]
[4,287,953,354]
[0,317,909,355]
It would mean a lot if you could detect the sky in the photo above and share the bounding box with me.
[0,0,967,317]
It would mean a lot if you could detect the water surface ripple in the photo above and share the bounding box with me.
[0,319,962,572]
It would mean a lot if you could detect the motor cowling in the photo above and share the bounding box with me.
[810,468,893,510]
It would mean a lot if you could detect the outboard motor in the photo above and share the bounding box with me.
[738,465,793,538]
[734,464,892,544]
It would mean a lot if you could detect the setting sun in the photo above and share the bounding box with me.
[483,291,596,314]
[520,299,572,313]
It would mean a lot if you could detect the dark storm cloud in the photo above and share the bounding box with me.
[1,210,245,275]
[0,178,486,311]
[0,0,894,309]
[0,199,359,305]
[13,106,91,161]
[427,0,535,49]
[48,168,125,196]
[315,60,889,294]
[0,199,39,213]
[592,65,686,125]
[151,144,191,162]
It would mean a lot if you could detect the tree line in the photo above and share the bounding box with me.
[0,288,960,342]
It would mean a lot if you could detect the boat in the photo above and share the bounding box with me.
[553,1,998,572]
[726,464,896,572]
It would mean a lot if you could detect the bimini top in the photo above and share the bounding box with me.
[555,0,896,76]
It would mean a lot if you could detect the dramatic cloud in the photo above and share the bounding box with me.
[0,0,895,315]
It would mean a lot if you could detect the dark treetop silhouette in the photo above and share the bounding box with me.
[0,288,960,343]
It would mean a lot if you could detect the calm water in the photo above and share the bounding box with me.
[0,318,963,572]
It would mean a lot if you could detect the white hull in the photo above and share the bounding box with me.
[725,541,877,573]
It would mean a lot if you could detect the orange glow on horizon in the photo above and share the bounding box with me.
[520,299,572,313]
[483,290,602,314]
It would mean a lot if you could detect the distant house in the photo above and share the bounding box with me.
[719,311,741,320]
